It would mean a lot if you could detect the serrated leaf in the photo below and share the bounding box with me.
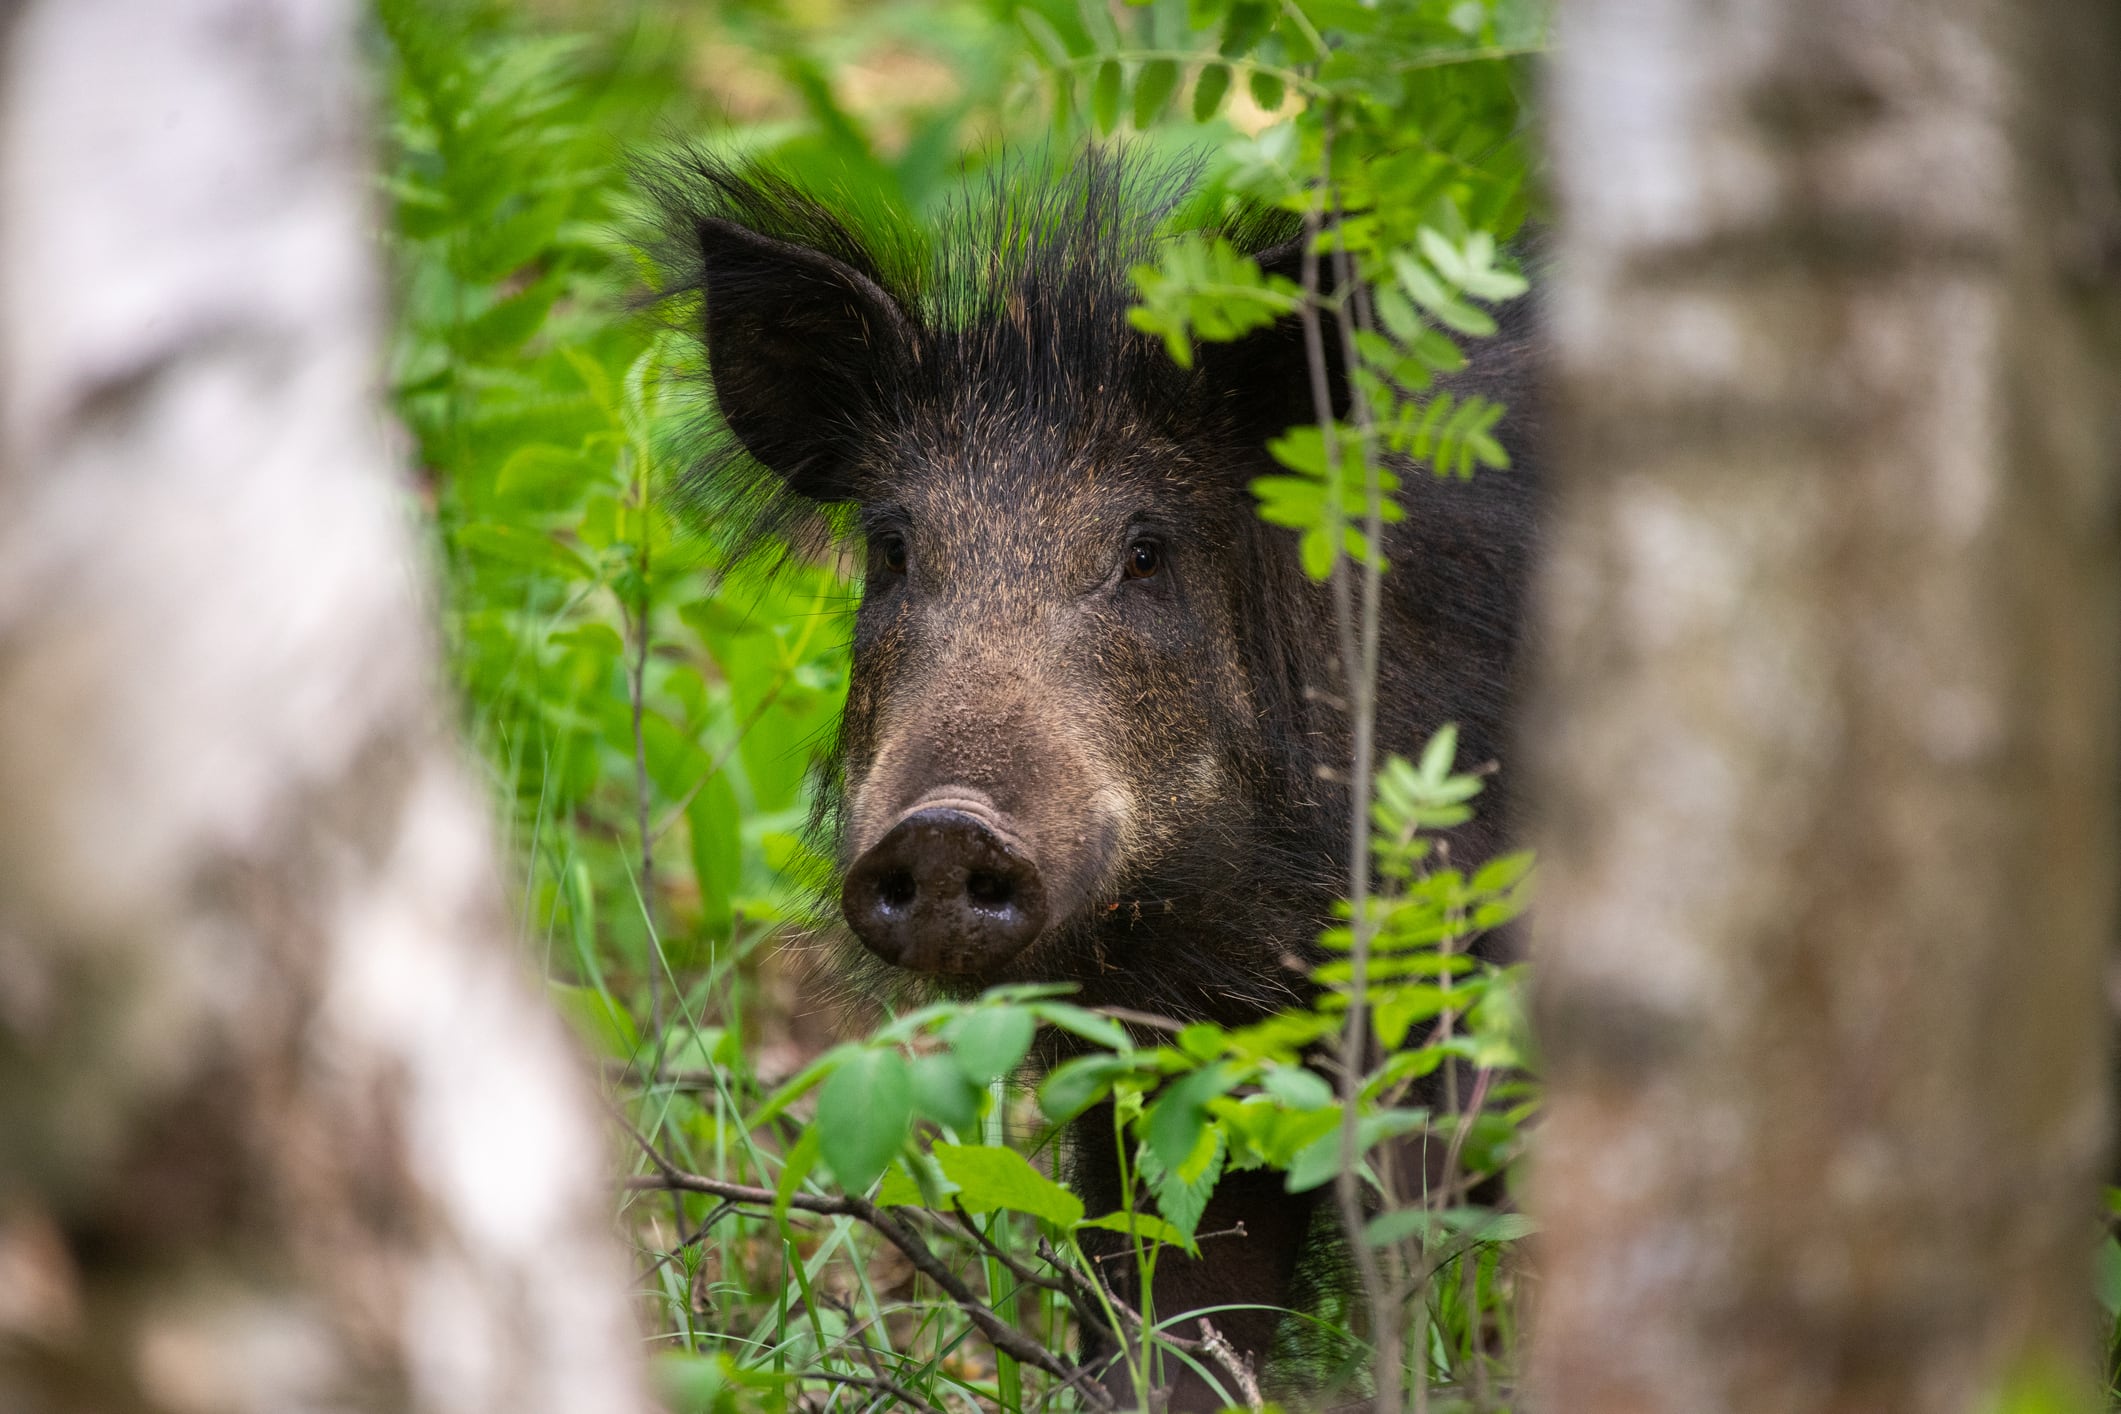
[1145,1064,1238,1170]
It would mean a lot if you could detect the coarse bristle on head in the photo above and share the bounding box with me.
[633,145,1304,570]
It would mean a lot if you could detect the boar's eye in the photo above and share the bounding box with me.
[873,532,908,577]
[1124,538,1163,581]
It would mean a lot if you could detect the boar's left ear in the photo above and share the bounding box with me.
[1191,234,1348,448]
[695,218,916,502]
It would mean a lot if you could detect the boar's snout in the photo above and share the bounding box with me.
[841,800,1049,973]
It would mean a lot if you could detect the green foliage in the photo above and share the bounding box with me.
[384,0,1553,1409]
[1018,0,1541,579]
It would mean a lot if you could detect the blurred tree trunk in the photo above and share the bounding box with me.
[0,3,648,1412]
[1529,0,2121,1410]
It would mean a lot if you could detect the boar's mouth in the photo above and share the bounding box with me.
[840,792,1106,975]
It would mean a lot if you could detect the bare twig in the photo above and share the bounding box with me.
[624,1168,1106,1404]
[1434,1066,1495,1210]
[1195,1319,1264,1412]
[946,1203,1079,1300]
[1088,1005,1187,1036]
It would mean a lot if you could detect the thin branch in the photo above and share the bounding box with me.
[1089,1005,1187,1036]
[1195,1319,1263,1412]
[625,1169,1105,1404]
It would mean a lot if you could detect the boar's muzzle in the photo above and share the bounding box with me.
[841,799,1049,973]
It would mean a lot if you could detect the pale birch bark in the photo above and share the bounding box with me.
[0,3,649,1412]
[1527,1,2121,1410]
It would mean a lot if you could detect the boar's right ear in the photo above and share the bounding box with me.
[695,217,916,502]
[1192,234,1348,447]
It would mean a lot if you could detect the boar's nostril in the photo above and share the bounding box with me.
[841,806,1048,975]
[964,869,1014,908]
[877,867,918,910]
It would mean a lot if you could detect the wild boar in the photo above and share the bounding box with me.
[649,150,1535,1409]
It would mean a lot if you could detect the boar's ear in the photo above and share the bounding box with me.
[696,217,916,501]
[1192,234,1348,447]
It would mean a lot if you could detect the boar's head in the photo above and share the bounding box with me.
[650,154,1378,1023]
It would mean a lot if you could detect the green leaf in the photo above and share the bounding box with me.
[493,442,590,503]
[876,1163,926,1208]
[1092,60,1123,133]
[933,1143,1085,1226]
[1029,1002,1131,1050]
[1132,58,1179,127]
[1078,1209,1193,1249]
[816,1049,913,1192]
[1074,0,1120,49]
[1260,1065,1334,1111]
[1192,63,1232,121]
[687,772,742,940]
[910,1053,983,1133]
[2099,1236,2121,1318]
[773,1124,822,1228]
[1219,1,1273,57]
[1040,1053,1140,1122]
[1137,1123,1222,1246]
[946,1006,1036,1085]
[549,982,641,1060]
[1300,526,1335,580]
[1247,68,1285,110]
[455,275,562,360]
[1418,723,1460,784]
[1145,1064,1238,1171]
[1017,7,1077,65]
[455,523,594,579]
[1275,14,1322,65]
[1285,1109,1429,1192]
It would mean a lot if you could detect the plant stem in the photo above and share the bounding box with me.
[628,448,661,1049]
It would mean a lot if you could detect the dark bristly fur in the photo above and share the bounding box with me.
[643,146,1537,1410]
